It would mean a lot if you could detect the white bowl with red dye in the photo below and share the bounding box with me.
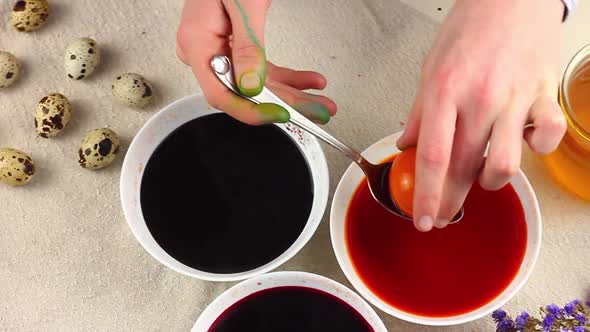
[330,132,542,326]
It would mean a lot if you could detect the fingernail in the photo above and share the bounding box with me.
[239,71,263,96]
[254,103,290,123]
[293,103,330,124]
[416,216,433,232]
[434,218,449,229]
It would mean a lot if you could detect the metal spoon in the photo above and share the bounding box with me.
[210,55,464,224]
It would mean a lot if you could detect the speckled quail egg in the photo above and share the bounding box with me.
[0,148,35,186]
[112,73,154,108]
[78,128,121,170]
[34,93,71,138]
[0,52,20,89]
[9,0,49,32]
[64,37,100,80]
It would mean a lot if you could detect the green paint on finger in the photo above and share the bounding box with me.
[255,103,290,123]
[293,103,331,124]
[233,0,267,96]
[233,0,264,50]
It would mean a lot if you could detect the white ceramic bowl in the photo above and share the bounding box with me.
[120,94,329,282]
[330,132,542,326]
[192,271,387,331]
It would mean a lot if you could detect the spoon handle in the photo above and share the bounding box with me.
[211,55,364,164]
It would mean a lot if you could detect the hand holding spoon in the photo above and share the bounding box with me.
[210,55,464,223]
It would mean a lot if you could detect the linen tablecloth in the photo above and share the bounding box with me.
[1,0,588,330]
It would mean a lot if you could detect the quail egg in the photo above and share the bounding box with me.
[112,73,154,108]
[64,37,100,80]
[78,128,121,170]
[34,93,71,138]
[9,0,49,32]
[0,148,35,186]
[0,52,20,89]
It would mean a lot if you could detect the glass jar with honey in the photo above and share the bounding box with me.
[544,43,590,201]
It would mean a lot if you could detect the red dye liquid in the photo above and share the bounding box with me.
[346,177,527,317]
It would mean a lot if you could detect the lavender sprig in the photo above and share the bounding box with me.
[515,312,530,330]
[542,313,556,332]
[491,299,589,332]
[565,301,581,316]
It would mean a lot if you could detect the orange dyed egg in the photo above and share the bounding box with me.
[388,147,417,218]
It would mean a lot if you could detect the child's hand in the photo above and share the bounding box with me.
[397,0,567,231]
[177,0,336,125]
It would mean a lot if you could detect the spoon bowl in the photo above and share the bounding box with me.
[361,157,463,223]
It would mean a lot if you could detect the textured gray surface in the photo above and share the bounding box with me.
[0,0,589,331]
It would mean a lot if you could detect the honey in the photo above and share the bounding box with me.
[544,44,590,201]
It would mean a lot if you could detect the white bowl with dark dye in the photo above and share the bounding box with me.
[192,271,387,331]
[120,94,329,282]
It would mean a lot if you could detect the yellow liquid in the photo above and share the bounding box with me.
[544,62,590,200]
[569,62,590,128]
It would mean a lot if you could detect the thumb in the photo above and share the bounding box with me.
[224,0,269,97]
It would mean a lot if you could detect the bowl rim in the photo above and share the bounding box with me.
[120,93,330,282]
[329,131,542,326]
[191,271,388,332]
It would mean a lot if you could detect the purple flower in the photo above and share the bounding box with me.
[542,314,556,332]
[497,318,515,332]
[515,311,530,330]
[573,327,585,332]
[574,313,588,325]
[564,300,581,316]
[546,304,562,316]
[493,309,508,323]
